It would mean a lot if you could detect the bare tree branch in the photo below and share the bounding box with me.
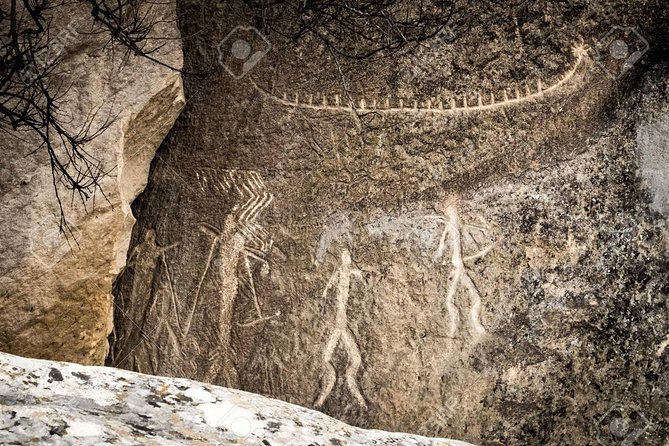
[0,0,178,233]
[244,0,456,60]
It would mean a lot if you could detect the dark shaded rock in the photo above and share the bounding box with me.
[109,1,669,445]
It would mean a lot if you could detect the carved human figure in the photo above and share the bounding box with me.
[192,214,245,386]
[315,248,367,409]
[195,169,274,327]
[190,169,275,384]
[117,229,177,373]
[427,204,494,340]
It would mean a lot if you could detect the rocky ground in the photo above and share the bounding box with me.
[0,352,475,445]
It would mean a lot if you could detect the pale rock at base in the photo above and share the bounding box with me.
[0,352,477,446]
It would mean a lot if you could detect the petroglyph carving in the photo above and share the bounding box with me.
[426,205,494,340]
[189,217,243,385]
[190,219,243,334]
[114,229,178,371]
[315,248,367,409]
[417,396,460,434]
[196,169,274,256]
[127,229,178,301]
[194,169,274,327]
[252,44,589,115]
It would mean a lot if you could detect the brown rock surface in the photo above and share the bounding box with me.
[108,1,668,444]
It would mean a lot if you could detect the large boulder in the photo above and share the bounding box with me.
[0,1,184,364]
[109,1,669,444]
[0,352,476,446]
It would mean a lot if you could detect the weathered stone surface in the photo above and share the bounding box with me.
[0,352,476,446]
[109,1,668,445]
[637,110,669,216]
[0,2,184,364]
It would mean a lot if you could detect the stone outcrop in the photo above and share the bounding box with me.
[0,2,184,364]
[109,1,668,445]
[0,352,476,446]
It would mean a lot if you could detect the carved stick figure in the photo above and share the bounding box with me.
[117,229,177,370]
[127,229,177,302]
[187,215,244,338]
[189,214,244,386]
[315,248,367,409]
[195,169,274,327]
[173,169,274,385]
[427,205,493,339]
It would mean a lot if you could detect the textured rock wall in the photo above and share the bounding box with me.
[110,1,669,445]
[637,110,669,215]
[0,2,184,364]
[0,352,476,446]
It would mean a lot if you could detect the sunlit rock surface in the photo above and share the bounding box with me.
[0,1,184,364]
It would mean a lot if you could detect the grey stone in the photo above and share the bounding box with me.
[0,352,476,446]
[637,110,669,215]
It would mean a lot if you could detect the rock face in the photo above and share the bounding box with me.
[109,1,669,445]
[0,352,476,446]
[0,2,184,364]
[637,110,669,215]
